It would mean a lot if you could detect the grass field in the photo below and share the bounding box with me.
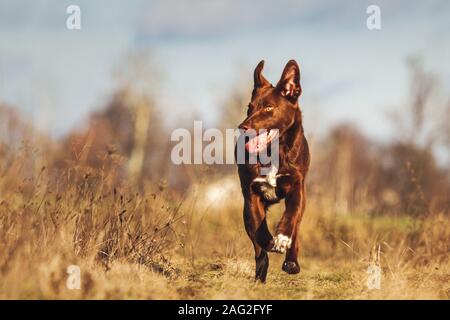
[1,162,448,299]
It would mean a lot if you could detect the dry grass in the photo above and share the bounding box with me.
[0,144,448,300]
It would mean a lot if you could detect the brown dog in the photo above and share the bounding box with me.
[236,60,310,282]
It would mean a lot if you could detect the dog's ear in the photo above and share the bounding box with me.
[253,60,271,89]
[276,60,301,102]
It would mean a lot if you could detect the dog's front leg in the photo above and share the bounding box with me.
[282,182,306,274]
[272,177,305,274]
[243,193,273,282]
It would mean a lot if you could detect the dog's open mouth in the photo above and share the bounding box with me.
[245,129,278,154]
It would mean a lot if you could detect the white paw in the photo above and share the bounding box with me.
[272,234,292,253]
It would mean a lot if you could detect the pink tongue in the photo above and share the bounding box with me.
[245,133,269,153]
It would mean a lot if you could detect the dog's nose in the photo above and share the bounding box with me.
[239,123,250,131]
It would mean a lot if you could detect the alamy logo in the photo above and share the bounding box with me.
[366,245,382,290]
[66,5,81,30]
[366,5,381,30]
[366,264,382,290]
[170,121,279,175]
[66,265,81,290]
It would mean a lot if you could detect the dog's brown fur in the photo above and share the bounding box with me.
[236,60,310,282]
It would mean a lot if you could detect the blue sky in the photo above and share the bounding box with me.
[0,0,449,141]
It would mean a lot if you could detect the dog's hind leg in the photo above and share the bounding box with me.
[243,194,273,282]
[253,243,269,282]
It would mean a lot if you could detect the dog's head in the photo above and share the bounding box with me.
[238,60,302,153]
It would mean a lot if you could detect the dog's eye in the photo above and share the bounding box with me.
[265,106,274,112]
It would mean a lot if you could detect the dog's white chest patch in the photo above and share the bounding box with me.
[252,165,280,202]
[253,165,278,187]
